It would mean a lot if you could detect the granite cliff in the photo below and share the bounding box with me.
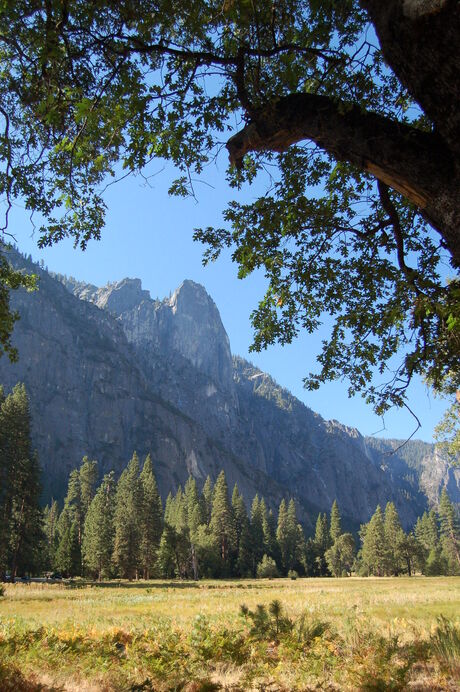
[1,247,458,529]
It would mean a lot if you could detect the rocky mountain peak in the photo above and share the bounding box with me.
[62,271,234,393]
[164,279,233,391]
[92,277,151,314]
[169,279,212,314]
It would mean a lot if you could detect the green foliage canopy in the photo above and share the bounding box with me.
[0,1,458,417]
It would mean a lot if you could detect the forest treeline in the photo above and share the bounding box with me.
[1,384,459,581]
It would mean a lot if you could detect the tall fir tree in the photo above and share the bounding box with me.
[251,495,265,571]
[414,509,441,574]
[59,456,98,576]
[0,384,44,579]
[139,455,163,579]
[79,457,98,519]
[286,499,304,574]
[359,506,387,577]
[210,470,235,573]
[314,512,331,576]
[54,512,80,576]
[163,485,194,578]
[201,475,213,525]
[438,488,460,574]
[325,533,355,577]
[184,476,203,579]
[276,500,290,575]
[43,500,60,571]
[263,507,279,565]
[82,472,115,580]
[383,502,403,576]
[330,500,342,544]
[113,452,142,579]
[184,476,204,533]
[58,471,82,576]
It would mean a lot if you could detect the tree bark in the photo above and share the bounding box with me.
[362,0,460,156]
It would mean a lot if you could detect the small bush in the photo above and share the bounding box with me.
[288,570,298,580]
[240,599,292,641]
[256,555,279,578]
[0,584,4,598]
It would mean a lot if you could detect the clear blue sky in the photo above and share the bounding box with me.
[10,159,448,443]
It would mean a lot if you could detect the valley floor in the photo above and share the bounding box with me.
[1,576,459,690]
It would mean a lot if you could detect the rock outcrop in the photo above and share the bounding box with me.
[1,247,457,529]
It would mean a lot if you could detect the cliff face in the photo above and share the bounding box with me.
[1,247,457,528]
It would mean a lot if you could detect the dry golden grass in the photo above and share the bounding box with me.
[1,576,459,690]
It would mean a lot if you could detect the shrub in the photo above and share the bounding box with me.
[240,599,292,641]
[288,570,298,580]
[256,555,279,578]
[0,584,4,598]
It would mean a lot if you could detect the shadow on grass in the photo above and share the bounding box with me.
[64,579,201,590]
[0,661,64,691]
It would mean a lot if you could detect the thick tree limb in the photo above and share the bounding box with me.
[227,92,460,264]
[227,92,450,206]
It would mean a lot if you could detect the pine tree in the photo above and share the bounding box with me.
[325,533,355,576]
[0,384,44,579]
[82,472,115,580]
[157,523,179,578]
[263,507,279,565]
[79,457,98,519]
[201,476,213,525]
[313,512,331,576]
[60,469,82,574]
[251,495,265,570]
[236,519,253,577]
[330,500,342,544]
[139,455,163,579]
[415,510,438,553]
[113,452,142,579]
[276,500,289,574]
[359,506,386,576]
[163,485,194,578]
[183,476,203,579]
[0,385,7,576]
[230,483,253,577]
[43,500,60,570]
[383,502,403,576]
[286,499,303,573]
[210,470,235,573]
[277,499,302,575]
[184,476,203,532]
[55,512,80,576]
[164,492,174,525]
[414,509,440,573]
[231,485,245,550]
[438,488,460,574]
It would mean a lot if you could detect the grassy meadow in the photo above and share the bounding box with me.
[1,576,459,691]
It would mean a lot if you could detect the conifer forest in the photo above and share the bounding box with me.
[2,384,459,583]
